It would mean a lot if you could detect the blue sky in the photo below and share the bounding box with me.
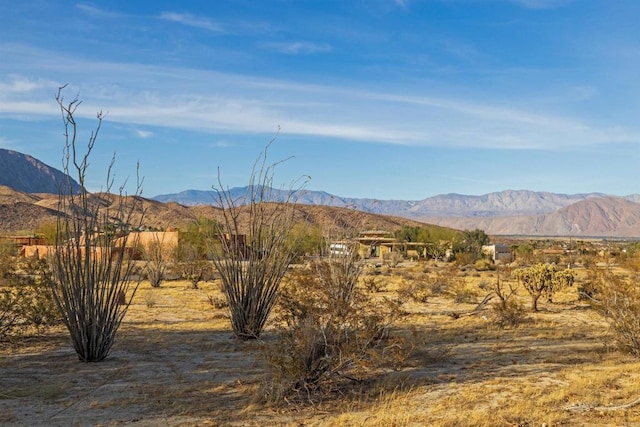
[1,0,639,200]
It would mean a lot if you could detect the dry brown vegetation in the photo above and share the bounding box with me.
[0,183,436,236]
[3,260,640,426]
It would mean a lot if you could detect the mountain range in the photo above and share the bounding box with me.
[2,148,640,237]
[153,188,640,237]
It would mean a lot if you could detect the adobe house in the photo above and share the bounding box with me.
[356,230,397,259]
[17,230,181,261]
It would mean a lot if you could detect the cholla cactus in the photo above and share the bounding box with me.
[514,264,574,311]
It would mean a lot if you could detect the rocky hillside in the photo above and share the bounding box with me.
[0,149,81,194]
[424,197,640,237]
[0,186,433,235]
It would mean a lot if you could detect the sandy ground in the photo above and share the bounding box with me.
[3,267,640,426]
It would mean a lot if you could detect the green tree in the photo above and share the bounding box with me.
[287,222,324,261]
[453,229,490,263]
[179,217,218,260]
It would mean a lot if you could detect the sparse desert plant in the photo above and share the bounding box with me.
[141,233,175,288]
[449,278,479,304]
[397,268,457,303]
[383,251,403,268]
[176,240,214,289]
[0,286,21,339]
[514,264,575,311]
[49,87,144,362]
[143,292,157,308]
[263,255,404,404]
[397,279,430,303]
[577,268,601,301]
[0,255,60,339]
[590,270,640,356]
[474,258,495,272]
[363,275,386,293]
[179,259,212,289]
[491,270,526,328]
[207,295,229,309]
[209,141,308,339]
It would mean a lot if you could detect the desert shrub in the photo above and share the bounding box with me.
[263,256,404,404]
[143,292,157,308]
[363,276,386,293]
[210,143,306,339]
[490,274,526,328]
[177,259,214,289]
[474,258,495,271]
[513,264,575,311]
[430,268,457,296]
[397,279,430,303]
[49,87,143,362]
[397,268,457,303]
[0,257,60,339]
[590,271,640,356]
[207,295,229,309]
[142,236,174,288]
[383,251,403,268]
[477,280,490,291]
[0,286,20,339]
[449,279,479,304]
[577,268,600,301]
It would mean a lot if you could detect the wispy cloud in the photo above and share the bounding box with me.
[135,129,153,138]
[394,0,409,9]
[505,0,573,9]
[76,3,122,18]
[210,140,231,148]
[158,12,224,32]
[260,41,332,55]
[0,45,636,152]
[0,75,55,93]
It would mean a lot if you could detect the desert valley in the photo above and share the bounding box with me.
[2,149,640,426]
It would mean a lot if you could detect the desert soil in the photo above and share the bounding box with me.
[2,263,640,426]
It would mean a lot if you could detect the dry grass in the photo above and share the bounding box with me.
[2,262,640,426]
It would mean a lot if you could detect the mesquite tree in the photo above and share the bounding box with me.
[50,86,144,362]
[211,141,307,339]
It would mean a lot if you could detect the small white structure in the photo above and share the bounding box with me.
[482,243,513,263]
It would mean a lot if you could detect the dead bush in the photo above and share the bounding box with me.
[383,251,403,268]
[397,269,458,304]
[397,279,430,303]
[263,257,405,404]
[491,274,526,328]
[207,295,229,310]
[178,259,214,290]
[449,279,479,304]
[590,270,640,356]
[474,258,495,271]
[363,276,386,293]
[142,236,174,288]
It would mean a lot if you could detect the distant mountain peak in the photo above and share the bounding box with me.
[152,187,640,237]
[0,149,81,194]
